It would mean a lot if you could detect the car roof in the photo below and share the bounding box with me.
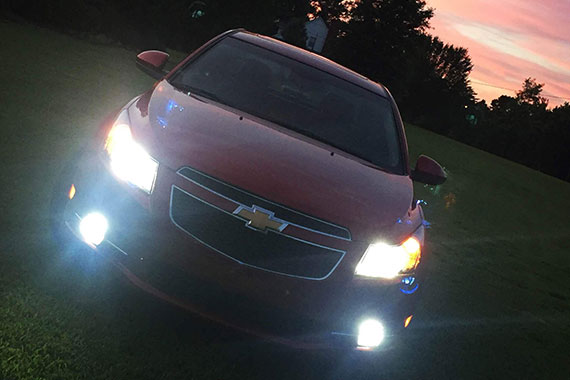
[230,30,390,99]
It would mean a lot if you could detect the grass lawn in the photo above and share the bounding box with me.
[1,20,570,380]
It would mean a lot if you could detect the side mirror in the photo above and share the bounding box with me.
[136,50,170,80]
[411,155,447,185]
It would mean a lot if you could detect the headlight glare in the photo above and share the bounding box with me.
[79,212,108,246]
[357,319,385,348]
[104,113,158,193]
[355,235,422,279]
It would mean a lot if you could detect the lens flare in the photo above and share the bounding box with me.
[68,184,76,200]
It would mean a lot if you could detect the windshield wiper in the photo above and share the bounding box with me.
[171,82,223,103]
[262,117,392,173]
[172,82,394,173]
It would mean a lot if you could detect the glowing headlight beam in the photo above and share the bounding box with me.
[104,121,158,193]
[355,236,421,279]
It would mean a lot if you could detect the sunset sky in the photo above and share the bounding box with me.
[426,0,570,107]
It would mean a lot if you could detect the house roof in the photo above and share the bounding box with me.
[306,16,328,29]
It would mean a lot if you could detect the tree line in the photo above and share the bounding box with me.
[459,80,570,181]
[1,0,568,181]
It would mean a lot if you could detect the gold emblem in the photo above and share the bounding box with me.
[234,205,287,232]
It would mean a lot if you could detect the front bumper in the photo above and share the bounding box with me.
[60,150,422,350]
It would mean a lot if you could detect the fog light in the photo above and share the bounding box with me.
[357,319,385,349]
[79,212,108,246]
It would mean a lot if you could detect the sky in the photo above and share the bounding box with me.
[426,0,570,107]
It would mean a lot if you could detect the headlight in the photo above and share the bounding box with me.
[355,227,424,279]
[104,110,158,193]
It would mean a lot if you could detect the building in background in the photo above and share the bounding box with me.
[274,16,329,53]
[304,16,328,53]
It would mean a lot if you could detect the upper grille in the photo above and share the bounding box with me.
[177,167,351,240]
[169,167,350,280]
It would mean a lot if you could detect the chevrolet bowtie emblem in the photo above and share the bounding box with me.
[233,205,288,232]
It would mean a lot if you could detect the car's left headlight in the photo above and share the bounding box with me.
[104,110,158,193]
[355,226,424,279]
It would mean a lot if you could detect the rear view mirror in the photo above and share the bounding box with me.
[411,155,447,185]
[136,50,169,80]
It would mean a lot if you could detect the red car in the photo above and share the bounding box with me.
[52,29,446,351]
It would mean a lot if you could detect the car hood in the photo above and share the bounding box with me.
[129,81,414,242]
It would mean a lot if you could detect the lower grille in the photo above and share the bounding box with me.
[169,186,345,280]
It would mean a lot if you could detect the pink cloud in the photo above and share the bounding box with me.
[427,0,570,107]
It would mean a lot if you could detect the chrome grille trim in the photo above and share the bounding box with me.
[176,167,351,241]
[169,185,346,280]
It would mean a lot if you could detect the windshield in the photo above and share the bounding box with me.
[170,37,404,173]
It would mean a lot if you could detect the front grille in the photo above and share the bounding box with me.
[177,167,351,240]
[170,185,345,280]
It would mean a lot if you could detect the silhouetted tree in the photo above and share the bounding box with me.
[327,0,432,95]
[516,78,548,108]
[549,103,570,180]
[402,35,474,134]
[471,79,570,180]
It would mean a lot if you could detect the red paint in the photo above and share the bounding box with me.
[137,50,169,70]
[131,78,417,242]
[72,30,446,347]
[412,155,447,185]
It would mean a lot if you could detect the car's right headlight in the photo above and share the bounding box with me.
[355,226,424,279]
[104,110,158,193]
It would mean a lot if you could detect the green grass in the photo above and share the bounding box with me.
[1,20,569,380]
